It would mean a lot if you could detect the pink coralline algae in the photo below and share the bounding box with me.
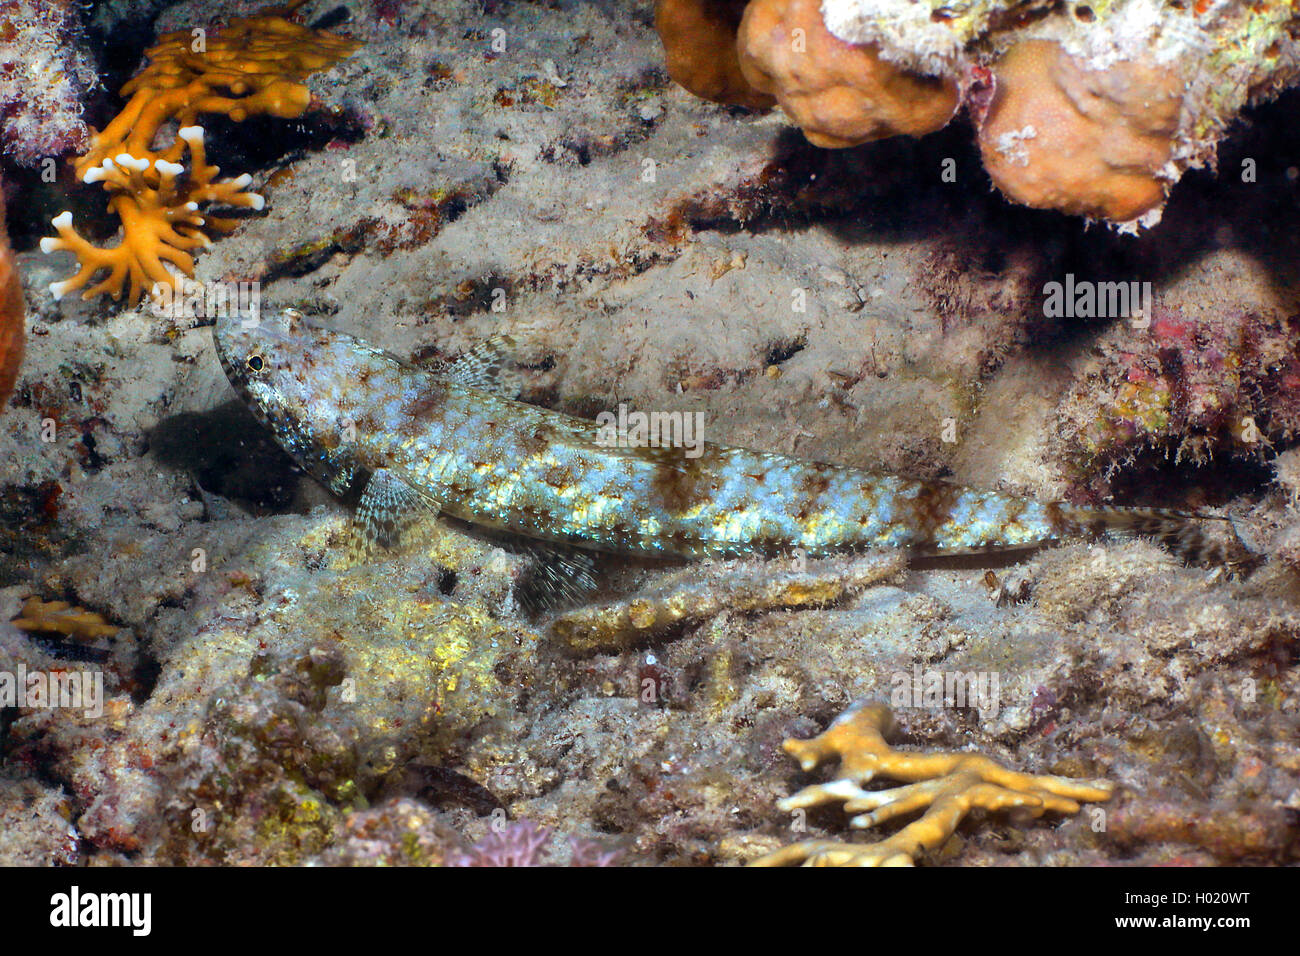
[1055,308,1300,493]
[0,0,96,165]
[449,820,619,867]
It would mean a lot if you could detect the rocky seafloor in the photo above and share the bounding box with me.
[0,0,1298,866]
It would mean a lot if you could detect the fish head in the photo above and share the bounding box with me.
[213,308,390,485]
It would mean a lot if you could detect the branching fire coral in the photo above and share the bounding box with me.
[11,597,119,640]
[42,3,360,304]
[753,702,1113,866]
[42,127,265,304]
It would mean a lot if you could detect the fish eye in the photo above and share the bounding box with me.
[246,353,265,373]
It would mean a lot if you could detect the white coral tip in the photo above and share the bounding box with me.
[248,193,265,211]
[51,211,73,229]
[178,126,205,144]
[185,201,199,211]
[155,160,185,176]
[49,280,72,301]
[115,153,150,172]
[81,158,113,183]
[232,173,253,189]
[39,237,60,254]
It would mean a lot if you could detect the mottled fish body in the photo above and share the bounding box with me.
[214,310,1243,567]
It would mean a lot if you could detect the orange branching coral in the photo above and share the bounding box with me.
[76,8,361,175]
[42,3,360,304]
[753,702,1113,866]
[0,183,23,405]
[43,127,265,303]
[12,597,119,640]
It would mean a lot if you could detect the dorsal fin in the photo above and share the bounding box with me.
[438,334,523,397]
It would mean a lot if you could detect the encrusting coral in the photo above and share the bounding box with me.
[448,820,620,867]
[41,2,360,304]
[0,0,96,166]
[753,702,1113,866]
[1054,308,1300,495]
[656,0,1300,227]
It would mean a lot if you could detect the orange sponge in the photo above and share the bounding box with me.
[736,0,958,148]
[977,40,1182,224]
[0,184,23,406]
[654,0,775,109]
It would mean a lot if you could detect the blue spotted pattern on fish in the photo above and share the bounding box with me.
[213,310,1249,569]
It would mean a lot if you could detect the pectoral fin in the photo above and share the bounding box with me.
[349,467,442,564]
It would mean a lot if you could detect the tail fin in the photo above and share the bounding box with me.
[1056,504,1260,573]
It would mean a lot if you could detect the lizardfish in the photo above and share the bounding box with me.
[214,309,1247,569]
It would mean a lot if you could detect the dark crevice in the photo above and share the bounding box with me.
[657,87,1300,325]
[436,568,458,595]
[764,338,806,367]
[129,648,164,705]
[1104,451,1280,512]
[200,107,369,182]
[309,5,353,31]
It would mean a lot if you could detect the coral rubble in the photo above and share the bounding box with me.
[41,3,360,304]
[550,552,905,653]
